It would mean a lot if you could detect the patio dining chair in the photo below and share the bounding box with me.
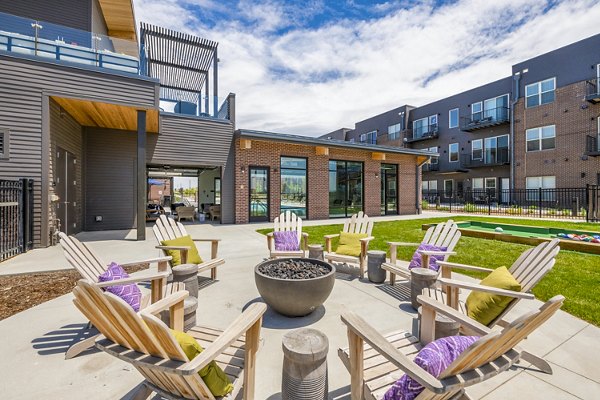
[73,280,266,400]
[266,211,308,258]
[338,294,564,400]
[58,232,184,359]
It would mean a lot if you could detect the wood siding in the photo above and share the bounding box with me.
[0,54,157,246]
[0,0,92,31]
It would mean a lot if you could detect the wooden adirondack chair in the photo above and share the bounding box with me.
[72,280,266,400]
[59,232,184,359]
[324,212,374,279]
[153,215,225,280]
[422,238,561,373]
[339,293,565,400]
[267,211,309,258]
[382,219,461,285]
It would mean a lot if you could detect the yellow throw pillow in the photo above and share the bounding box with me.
[466,266,522,326]
[336,231,369,257]
[161,235,203,266]
[171,329,233,397]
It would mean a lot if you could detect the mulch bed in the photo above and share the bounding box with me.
[0,264,148,321]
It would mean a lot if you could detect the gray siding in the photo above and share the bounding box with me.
[150,114,234,166]
[49,100,83,233]
[83,128,136,231]
[0,0,92,31]
[0,54,157,246]
[91,0,108,36]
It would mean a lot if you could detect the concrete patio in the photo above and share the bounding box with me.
[0,214,598,399]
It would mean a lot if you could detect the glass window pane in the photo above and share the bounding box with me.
[540,91,555,104]
[281,157,307,169]
[542,126,555,138]
[449,108,458,128]
[542,176,555,188]
[281,157,307,217]
[541,79,555,92]
[541,137,555,150]
[527,140,539,152]
[526,95,538,107]
[526,83,539,96]
[526,129,539,141]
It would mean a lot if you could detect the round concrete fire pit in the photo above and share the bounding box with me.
[255,258,335,317]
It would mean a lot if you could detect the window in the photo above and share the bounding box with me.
[428,146,438,165]
[485,177,496,192]
[388,123,402,140]
[423,180,438,192]
[449,143,459,162]
[449,108,459,128]
[359,133,366,143]
[0,129,8,159]
[471,101,483,121]
[213,178,221,205]
[526,125,555,152]
[484,135,509,163]
[329,160,363,217]
[526,176,556,201]
[472,178,484,190]
[444,179,453,197]
[484,94,509,121]
[413,115,438,138]
[472,139,483,160]
[281,157,307,217]
[366,130,377,144]
[526,78,555,107]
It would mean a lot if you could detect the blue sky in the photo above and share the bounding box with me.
[135,0,600,135]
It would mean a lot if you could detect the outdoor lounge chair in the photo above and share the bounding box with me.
[422,238,560,373]
[176,206,197,222]
[153,214,225,280]
[338,293,564,400]
[58,232,184,359]
[382,219,460,284]
[72,280,266,400]
[267,211,308,258]
[323,211,374,279]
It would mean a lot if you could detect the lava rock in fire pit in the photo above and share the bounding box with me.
[257,259,330,280]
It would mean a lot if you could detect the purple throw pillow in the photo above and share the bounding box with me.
[273,230,300,251]
[98,262,142,312]
[408,243,447,272]
[383,336,480,400]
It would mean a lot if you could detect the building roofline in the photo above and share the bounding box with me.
[236,129,438,157]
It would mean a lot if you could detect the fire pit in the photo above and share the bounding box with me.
[254,258,335,317]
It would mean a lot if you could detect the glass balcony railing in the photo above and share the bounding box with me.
[585,78,600,103]
[0,11,140,74]
[460,149,510,168]
[159,94,235,121]
[460,106,509,131]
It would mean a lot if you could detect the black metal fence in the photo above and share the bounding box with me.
[421,187,591,220]
[0,178,33,262]
[588,185,600,222]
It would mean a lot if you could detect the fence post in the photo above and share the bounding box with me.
[487,190,491,215]
[586,185,590,222]
[538,188,542,218]
[21,178,33,251]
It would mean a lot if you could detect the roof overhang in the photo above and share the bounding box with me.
[97,0,138,42]
[237,129,437,159]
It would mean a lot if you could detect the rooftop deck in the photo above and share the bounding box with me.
[0,214,598,399]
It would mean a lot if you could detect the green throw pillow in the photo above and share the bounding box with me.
[466,266,522,326]
[336,231,369,257]
[171,329,233,397]
[161,235,203,266]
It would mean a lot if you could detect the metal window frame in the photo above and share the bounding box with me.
[525,77,556,108]
[0,128,9,159]
[526,125,555,152]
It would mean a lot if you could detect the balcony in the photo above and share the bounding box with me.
[460,149,510,168]
[585,135,600,156]
[404,125,439,143]
[460,107,509,132]
[0,11,140,74]
[376,132,403,146]
[585,78,600,104]
[422,162,439,172]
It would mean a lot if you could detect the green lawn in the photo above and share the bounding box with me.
[258,216,600,326]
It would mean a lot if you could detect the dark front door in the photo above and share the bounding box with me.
[55,147,79,235]
[249,167,269,222]
[381,164,398,215]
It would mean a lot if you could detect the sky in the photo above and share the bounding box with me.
[134,0,600,136]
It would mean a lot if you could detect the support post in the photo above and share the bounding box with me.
[204,71,209,114]
[137,110,146,241]
[213,47,218,117]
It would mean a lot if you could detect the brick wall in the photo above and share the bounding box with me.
[514,80,600,188]
[234,138,419,223]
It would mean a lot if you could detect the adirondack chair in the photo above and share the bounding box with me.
[176,206,197,222]
[422,238,561,373]
[266,211,309,258]
[324,212,374,279]
[382,220,461,285]
[338,293,565,400]
[72,280,266,400]
[58,232,184,359]
[153,215,225,280]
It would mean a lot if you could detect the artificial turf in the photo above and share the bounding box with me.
[257,215,600,326]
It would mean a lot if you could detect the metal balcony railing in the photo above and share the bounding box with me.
[585,135,600,156]
[460,149,510,168]
[405,125,439,142]
[422,162,439,172]
[585,78,600,103]
[376,132,402,145]
[460,106,509,131]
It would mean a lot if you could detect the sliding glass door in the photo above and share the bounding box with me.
[381,164,398,215]
[280,157,307,217]
[329,160,363,217]
[249,167,269,222]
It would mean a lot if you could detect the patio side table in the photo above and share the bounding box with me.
[367,250,387,283]
[282,328,329,400]
[410,267,438,310]
[308,244,324,260]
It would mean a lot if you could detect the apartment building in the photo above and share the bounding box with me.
[327,33,600,204]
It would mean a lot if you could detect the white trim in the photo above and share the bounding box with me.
[525,77,556,108]
[526,125,555,152]
[472,139,483,160]
[449,108,459,129]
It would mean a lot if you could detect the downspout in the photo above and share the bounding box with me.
[416,155,432,214]
[510,73,521,193]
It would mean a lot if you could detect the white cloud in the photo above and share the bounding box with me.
[134,0,600,136]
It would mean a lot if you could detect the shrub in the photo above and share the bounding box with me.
[506,206,523,215]
[421,200,429,209]
[463,203,477,212]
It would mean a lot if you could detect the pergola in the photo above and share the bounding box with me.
[139,23,219,116]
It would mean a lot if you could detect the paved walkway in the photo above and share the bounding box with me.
[0,214,599,399]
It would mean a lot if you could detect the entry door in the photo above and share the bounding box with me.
[249,167,269,222]
[380,165,398,215]
[55,147,79,235]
